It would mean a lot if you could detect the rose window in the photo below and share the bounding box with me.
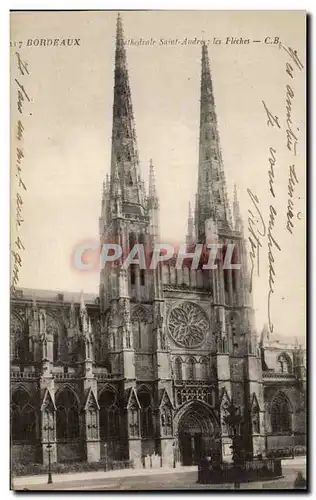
[167,302,209,348]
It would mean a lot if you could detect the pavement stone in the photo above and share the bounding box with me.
[12,458,307,491]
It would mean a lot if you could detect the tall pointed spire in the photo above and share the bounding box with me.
[110,13,145,209]
[148,159,158,207]
[186,202,195,248]
[196,43,231,241]
[233,184,243,232]
[147,159,160,242]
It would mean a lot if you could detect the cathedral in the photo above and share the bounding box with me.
[11,14,306,469]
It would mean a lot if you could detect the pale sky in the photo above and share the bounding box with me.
[10,11,306,340]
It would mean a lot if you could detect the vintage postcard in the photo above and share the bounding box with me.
[10,10,306,491]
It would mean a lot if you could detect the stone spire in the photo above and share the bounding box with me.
[80,290,89,335]
[148,159,160,243]
[195,43,231,241]
[186,202,195,248]
[233,184,243,233]
[110,13,145,209]
[148,159,159,209]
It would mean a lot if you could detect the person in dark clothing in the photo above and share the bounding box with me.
[294,471,307,489]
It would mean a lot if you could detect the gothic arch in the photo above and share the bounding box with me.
[174,400,220,432]
[10,312,28,362]
[55,386,80,440]
[174,357,183,380]
[11,387,37,443]
[98,383,118,399]
[131,306,148,322]
[174,400,219,466]
[137,385,154,437]
[55,383,81,406]
[277,352,293,374]
[186,357,197,380]
[131,306,148,350]
[99,385,120,441]
[200,357,209,379]
[137,383,153,396]
[270,391,293,434]
[11,382,33,398]
[46,313,64,362]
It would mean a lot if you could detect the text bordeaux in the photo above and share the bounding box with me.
[26,38,80,47]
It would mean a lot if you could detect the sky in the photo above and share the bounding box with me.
[10,10,306,340]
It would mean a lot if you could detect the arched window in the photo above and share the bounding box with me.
[11,389,37,443]
[11,314,29,362]
[99,388,120,440]
[187,358,196,380]
[138,388,153,437]
[271,392,292,433]
[131,307,147,350]
[201,357,209,380]
[46,315,63,362]
[56,389,80,440]
[175,358,182,380]
[277,354,292,374]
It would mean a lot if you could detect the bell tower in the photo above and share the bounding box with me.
[192,43,264,459]
[99,14,165,462]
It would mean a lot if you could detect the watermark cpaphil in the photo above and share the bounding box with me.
[71,239,241,273]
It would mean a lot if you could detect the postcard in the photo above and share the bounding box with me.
[10,10,306,491]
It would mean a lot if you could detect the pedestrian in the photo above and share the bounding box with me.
[294,471,306,489]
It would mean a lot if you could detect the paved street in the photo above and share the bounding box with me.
[13,459,307,491]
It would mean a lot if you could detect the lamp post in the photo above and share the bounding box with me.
[43,424,54,484]
[223,402,244,490]
[292,431,295,459]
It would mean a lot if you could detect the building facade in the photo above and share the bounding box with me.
[10,15,306,468]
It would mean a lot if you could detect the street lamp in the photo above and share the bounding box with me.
[43,424,54,484]
[292,431,295,459]
[172,440,176,468]
[223,402,244,490]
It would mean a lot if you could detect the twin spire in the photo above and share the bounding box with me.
[195,42,232,242]
[110,13,144,208]
[106,15,238,240]
[107,14,158,217]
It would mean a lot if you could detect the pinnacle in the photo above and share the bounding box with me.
[80,290,86,311]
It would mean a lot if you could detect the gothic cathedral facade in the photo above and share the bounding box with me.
[11,15,306,468]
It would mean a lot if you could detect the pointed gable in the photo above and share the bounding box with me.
[124,387,141,409]
[84,387,100,411]
[159,388,174,409]
[40,388,56,412]
[251,393,260,412]
[219,387,231,407]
